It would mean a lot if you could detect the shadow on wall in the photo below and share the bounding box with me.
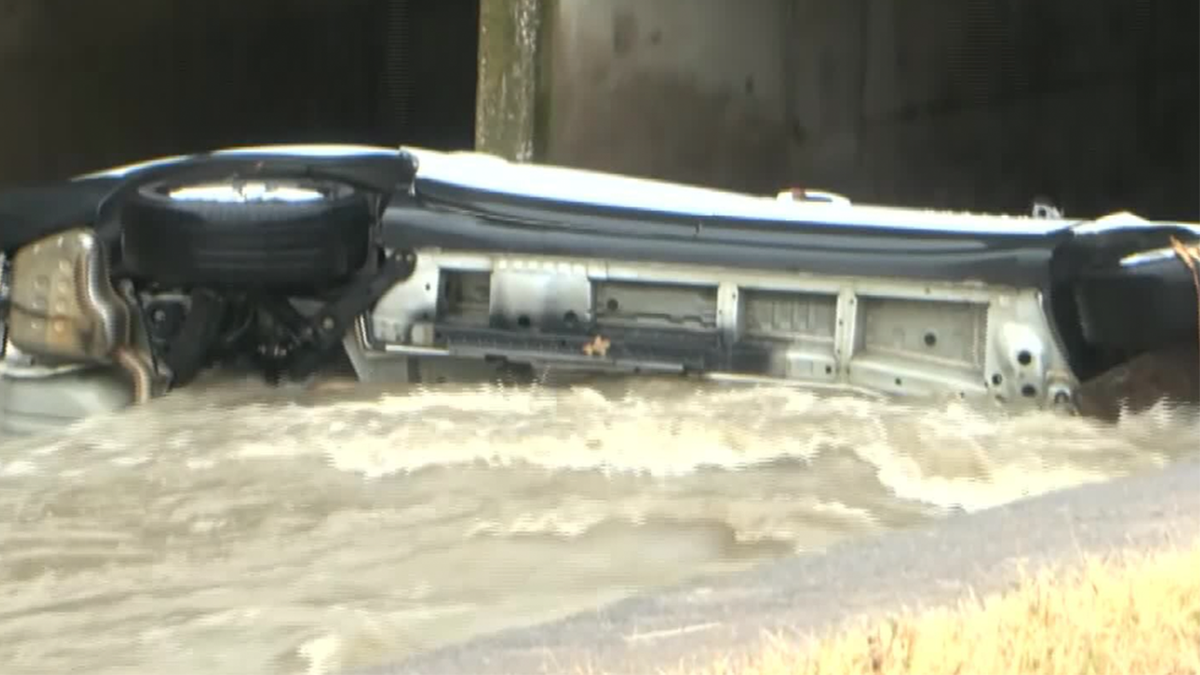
[0,0,479,184]
[541,0,1199,220]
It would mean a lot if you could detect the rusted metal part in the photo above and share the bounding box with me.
[114,346,154,404]
[8,228,131,363]
[582,335,611,358]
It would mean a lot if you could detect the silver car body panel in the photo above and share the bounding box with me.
[2,143,1196,436]
[345,247,1077,410]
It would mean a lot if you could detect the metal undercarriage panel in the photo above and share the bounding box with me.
[1,144,1196,436]
[345,248,1077,409]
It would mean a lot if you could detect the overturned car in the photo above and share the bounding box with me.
[1,145,1198,435]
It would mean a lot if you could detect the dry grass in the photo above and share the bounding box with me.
[681,540,1200,675]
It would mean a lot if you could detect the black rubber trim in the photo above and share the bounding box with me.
[160,289,229,387]
[1073,255,1199,353]
[381,190,1069,287]
[119,179,374,288]
[0,178,121,251]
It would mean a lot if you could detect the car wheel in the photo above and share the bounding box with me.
[119,177,373,288]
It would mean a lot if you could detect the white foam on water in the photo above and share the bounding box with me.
[1,377,1195,675]
[6,379,1187,508]
[0,459,39,477]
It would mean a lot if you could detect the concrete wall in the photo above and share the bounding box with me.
[522,0,1197,219]
[540,0,794,194]
[5,0,1193,219]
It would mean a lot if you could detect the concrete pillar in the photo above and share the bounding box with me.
[473,0,549,161]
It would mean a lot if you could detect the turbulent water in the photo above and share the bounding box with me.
[1,374,1197,675]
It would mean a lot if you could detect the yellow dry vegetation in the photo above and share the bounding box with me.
[681,539,1200,675]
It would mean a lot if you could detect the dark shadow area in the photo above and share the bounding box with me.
[853,0,1200,221]
[0,0,480,183]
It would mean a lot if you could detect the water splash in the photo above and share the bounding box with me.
[0,376,1195,675]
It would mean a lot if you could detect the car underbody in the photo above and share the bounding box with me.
[1,145,1198,436]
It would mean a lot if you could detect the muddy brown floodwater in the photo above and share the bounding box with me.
[0,374,1196,675]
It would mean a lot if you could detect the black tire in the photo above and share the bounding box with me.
[119,177,373,288]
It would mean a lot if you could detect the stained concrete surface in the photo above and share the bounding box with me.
[542,0,794,195]
[538,0,1198,220]
[474,0,544,161]
[364,454,1200,675]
